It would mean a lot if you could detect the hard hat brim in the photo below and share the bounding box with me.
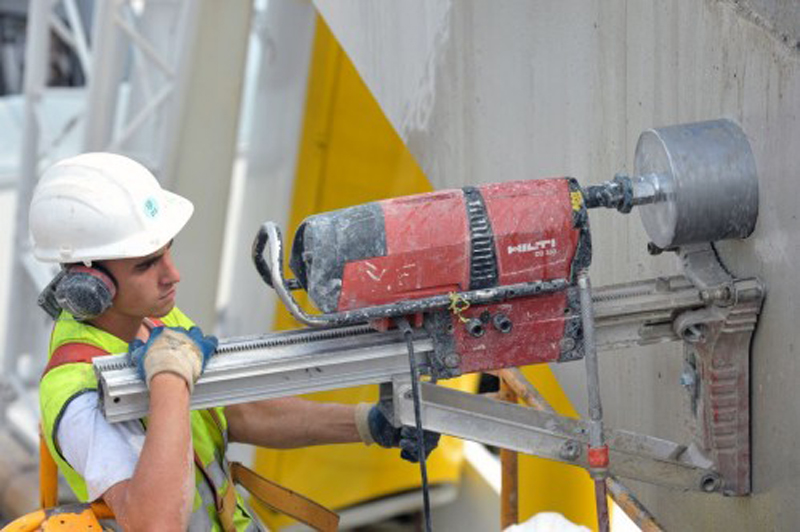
[32,190,194,264]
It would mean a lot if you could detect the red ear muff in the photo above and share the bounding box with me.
[54,265,118,321]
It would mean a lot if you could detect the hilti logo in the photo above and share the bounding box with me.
[507,239,557,256]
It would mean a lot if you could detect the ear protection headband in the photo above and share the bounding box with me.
[38,264,118,321]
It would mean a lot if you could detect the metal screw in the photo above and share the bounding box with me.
[713,285,735,306]
[444,353,461,369]
[702,286,734,305]
[559,440,581,461]
[560,337,576,352]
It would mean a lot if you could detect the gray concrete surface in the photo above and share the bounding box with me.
[314,1,800,529]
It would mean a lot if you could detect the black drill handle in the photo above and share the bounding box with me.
[252,224,302,291]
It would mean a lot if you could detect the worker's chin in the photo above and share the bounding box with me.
[152,301,176,318]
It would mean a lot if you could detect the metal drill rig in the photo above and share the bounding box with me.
[95,118,764,530]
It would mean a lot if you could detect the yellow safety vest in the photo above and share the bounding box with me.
[39,307,261,531]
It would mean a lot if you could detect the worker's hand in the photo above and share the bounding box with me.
[127,326,218,393]
[398,424,441,463]
[355,404,441,463]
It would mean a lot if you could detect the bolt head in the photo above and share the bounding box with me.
[559,440,581,461]
[444,353,461,369]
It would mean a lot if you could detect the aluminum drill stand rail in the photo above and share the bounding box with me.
[95,324,433,422]
[94,274,760,494]
[96,275,709,422]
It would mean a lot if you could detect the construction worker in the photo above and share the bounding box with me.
[31,152,439,531]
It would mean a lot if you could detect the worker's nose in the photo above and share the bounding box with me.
[160,250,181,285]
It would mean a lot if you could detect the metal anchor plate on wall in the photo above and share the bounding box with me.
[674,243,764,495]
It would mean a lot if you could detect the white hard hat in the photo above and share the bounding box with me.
[29,152,194,264]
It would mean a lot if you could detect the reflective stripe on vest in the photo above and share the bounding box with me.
[190,478,217,531]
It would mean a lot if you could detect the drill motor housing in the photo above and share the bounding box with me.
[289,178,591,375]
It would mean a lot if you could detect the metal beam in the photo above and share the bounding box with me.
[96,275,719,422]
[96,325,434,422]
[393,380,716,492]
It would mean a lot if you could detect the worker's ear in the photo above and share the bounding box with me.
[50,264,118,321]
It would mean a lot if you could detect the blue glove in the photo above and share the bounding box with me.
[127,326,218,391]
[367,406,441,463]
[183,326,219,363]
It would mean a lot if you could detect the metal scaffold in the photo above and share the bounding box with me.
[0,0,203,517]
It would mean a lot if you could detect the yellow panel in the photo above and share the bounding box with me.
[518,365,599,530]
[253,14,597,531]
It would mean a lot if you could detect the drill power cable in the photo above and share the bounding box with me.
[396,317,433,532]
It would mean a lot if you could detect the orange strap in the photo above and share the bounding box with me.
[39,339,118,520]
[205,408,339,531]
[41,317,165,378]
[41,343,109,377]
[39,431,59,509]
[231,462,340,532]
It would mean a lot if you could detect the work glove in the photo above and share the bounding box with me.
[127,326,218,393]
[355,403,441,463]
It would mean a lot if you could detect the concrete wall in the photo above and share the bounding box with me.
[313,1,800,529]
